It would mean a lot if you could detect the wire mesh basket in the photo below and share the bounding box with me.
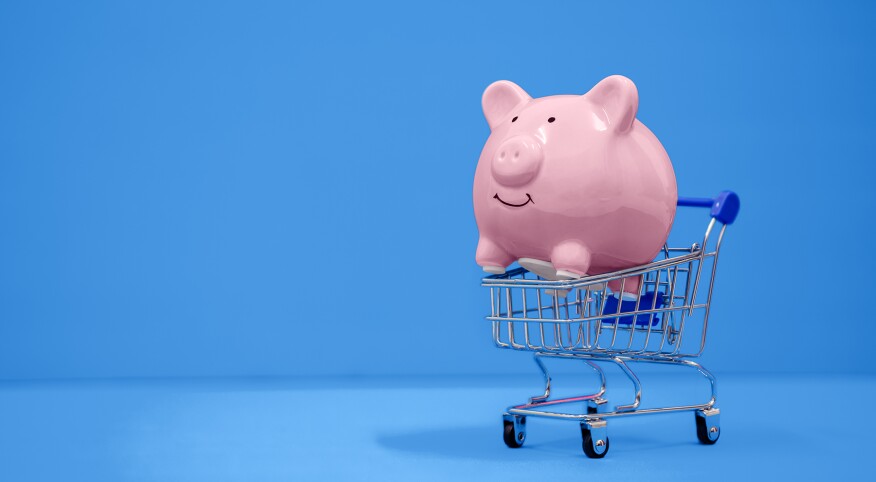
[485,241,717,359]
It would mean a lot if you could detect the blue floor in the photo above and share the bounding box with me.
[0,373,871,481]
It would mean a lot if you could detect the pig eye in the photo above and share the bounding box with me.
[512,116,518,122]
[548,117,556,123]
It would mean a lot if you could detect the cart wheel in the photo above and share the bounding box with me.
[580,422,609,458]
[503,415,526,448]
[695,409,720,445]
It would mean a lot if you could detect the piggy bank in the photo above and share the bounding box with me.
[473,75,677,296]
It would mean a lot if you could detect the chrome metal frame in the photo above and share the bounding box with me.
[483,214,730,452]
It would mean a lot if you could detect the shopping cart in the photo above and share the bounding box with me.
[482,191,740,458]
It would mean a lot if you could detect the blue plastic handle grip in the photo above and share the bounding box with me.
[677,191,740,225]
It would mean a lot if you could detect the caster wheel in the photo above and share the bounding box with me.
[580,423,609,458]
[695,410,720,445]
[503,416,526,448]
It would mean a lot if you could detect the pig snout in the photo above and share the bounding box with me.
[491,135,543,187]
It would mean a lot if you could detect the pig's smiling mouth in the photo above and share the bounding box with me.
[493,193,534,207]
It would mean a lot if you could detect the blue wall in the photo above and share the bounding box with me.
[1,1,874,379]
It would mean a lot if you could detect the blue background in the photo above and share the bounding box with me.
[3,0,875,380]
[1,1,875,480]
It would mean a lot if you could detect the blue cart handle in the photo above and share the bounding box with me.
[677,191,740,225]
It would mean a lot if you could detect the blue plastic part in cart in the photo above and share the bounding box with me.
[602,291,664,326]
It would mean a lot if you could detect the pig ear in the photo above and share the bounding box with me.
[585,75,639,134]
[482,80,532,130]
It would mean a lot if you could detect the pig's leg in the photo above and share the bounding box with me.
[550,240,592,280]
[476,236,514,274]
[608,276,643,299]
[518,258,558,280]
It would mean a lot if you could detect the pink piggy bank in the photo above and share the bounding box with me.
[473,75,677,296]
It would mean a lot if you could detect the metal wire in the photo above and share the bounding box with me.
[483,217,726,360]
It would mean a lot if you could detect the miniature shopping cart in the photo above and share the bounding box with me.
[482,191,740,458]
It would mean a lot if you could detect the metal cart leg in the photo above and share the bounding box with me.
[611,357,642,412]
[525,354,607,407]
[527,355,552,404]
[680,359,718,408]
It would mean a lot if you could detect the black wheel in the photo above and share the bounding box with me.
[695,412,720,445]
[503,419,525,448]
[581,426,609,458]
